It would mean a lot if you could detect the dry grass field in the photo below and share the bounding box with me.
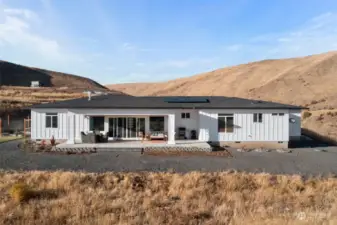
[0,171,336,225]
[0,86,87,109]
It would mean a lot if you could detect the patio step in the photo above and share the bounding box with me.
[53,146,142,153]
[144,146,212,152]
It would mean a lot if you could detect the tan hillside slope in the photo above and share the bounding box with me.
[108,51,337,110]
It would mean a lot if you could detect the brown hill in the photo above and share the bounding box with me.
[0,60,107,91]
[0,60,125,112]
[107,51,337,111]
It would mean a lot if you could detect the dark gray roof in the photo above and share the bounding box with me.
[31,94,304,110]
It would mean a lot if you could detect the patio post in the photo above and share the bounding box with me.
[167,114,175,144]
[66,113,75,144]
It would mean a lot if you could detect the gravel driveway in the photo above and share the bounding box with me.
[0,140,337,176]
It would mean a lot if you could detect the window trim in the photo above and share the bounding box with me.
[181,112,191,119]
[46,113,58,128]
[253,113,263,123]
[272,113,285,116]
[218,113,234,133]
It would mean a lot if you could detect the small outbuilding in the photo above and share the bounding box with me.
[31,81,40,88]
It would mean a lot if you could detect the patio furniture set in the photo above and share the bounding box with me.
[80,129,197,143]
[80,130,169,143]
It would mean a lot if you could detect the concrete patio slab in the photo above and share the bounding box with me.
[55,140,212,152]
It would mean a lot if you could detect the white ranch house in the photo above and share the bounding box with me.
[30,95,303,148]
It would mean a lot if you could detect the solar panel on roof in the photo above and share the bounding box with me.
[164,97,209,103]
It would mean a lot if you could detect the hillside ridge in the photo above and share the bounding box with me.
[0,60,107,90]
[107,51,337,110]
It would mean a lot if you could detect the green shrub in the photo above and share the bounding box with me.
[9,183,32,203]
[303,111,312,119]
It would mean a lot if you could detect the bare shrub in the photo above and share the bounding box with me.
[316,114,325,121]
[9,183,32,203]
[327,111,337,117]
[310,100,319,104]
[303,111,312,119]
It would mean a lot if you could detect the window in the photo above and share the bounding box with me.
[46,113,58,128]
[272,113,285,116]
[253,113,263,123]
[218,114,234,133]
[90,116,105,131]
[150,116,164,132]
[181,113,190,119]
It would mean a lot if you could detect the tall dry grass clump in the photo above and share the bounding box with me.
[8,183,32,203]
[0,171,336,225]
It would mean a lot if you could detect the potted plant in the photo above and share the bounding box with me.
[50,136,56,146]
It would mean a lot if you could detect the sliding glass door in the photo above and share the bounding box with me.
[108,117,145,138]
[126,118,136,138]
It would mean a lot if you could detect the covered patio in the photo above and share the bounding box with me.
[67,110,200,145]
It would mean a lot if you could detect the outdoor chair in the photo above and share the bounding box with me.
[178,127,186,139]
[150,131,165,140]
[81,132,96,143]
[98,132,109,143]
[93,130,108,143]
[191,130,197,140]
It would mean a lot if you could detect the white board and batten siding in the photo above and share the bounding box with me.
[31,108,180,142]
[31,109,93,141]
[31,108,297,143]
[174,110,199,136]
[198,109,290,142]
[31,109,68,140]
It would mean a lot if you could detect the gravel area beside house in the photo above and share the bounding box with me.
[0,140,337,176]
